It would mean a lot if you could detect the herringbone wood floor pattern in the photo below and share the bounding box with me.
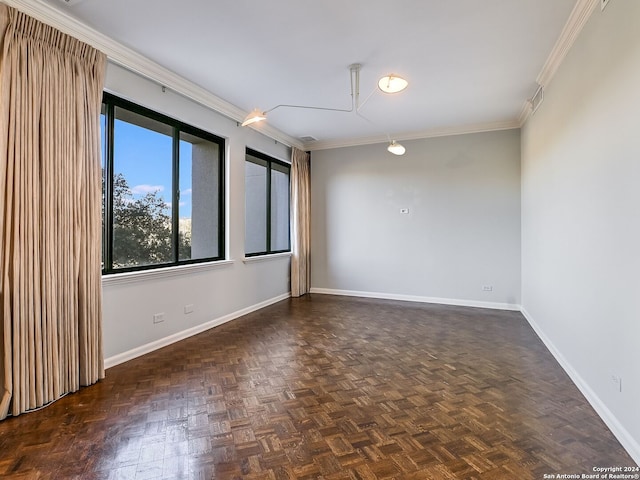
[0,295,635,479]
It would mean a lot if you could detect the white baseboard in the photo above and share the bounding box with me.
[309,287,521,311]
[521,307,640,465]
[104,292,291,369]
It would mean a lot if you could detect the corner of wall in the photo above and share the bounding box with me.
[521,307,640,465]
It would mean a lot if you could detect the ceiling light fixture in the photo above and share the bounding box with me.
[387,140,406,156]
[241,108,267,126]
[240,64,409,155]
[58,0,88,5]
[242,64,361,128]
[378,74,408,94]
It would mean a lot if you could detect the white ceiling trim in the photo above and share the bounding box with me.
[306,120,520,151]
[519,0,599,126]
[536,0,599,87]
[1,0,303,149]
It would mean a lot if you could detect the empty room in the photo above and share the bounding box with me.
[0,0,638,479]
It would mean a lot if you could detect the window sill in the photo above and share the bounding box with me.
[102,259,235,287]
[242,252,292,264]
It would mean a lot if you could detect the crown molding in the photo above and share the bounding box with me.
[518,99,533,127]
[0,0,303,150]
[519,0,599,126]
[305,119,520,151]
[537,0,599,87]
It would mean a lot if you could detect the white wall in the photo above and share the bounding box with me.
[102,64,291,364]
[311,129,521,308]
[521,1,640,462]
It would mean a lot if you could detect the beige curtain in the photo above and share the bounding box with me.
[290,147,311,297]
[0,5,106,419]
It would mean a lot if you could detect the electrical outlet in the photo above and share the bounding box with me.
[482,285,493,292]
[184,304,194,314]
[153,313,165,324]
[611,374,622,392]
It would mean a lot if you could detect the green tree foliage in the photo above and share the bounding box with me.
[110,173,190,268]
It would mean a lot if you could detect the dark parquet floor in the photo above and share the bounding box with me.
[0,295,636,479]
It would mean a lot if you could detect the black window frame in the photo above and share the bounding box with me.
[244,148,291,257]
[101,92,225,274]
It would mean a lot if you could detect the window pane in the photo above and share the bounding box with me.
[245,156,267,254]
[101,93,225,274]
[112,107,173,268]
[179,132,220,260]
[270,164,290,251]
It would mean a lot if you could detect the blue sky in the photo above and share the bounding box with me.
[102,116,193,218]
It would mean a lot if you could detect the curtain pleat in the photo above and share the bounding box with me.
[290,147,311,297]
[0,5,106,419]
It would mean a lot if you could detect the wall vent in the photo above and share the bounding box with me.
[299,135,318,143]
[529,84,544,115]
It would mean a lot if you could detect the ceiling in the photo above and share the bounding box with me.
[41,0,577,148]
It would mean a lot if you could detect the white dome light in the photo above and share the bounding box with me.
[378,74,408,94]
[387,141,406,155]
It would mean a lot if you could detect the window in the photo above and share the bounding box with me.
[101,93,224,274]
[245,149,290,256]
